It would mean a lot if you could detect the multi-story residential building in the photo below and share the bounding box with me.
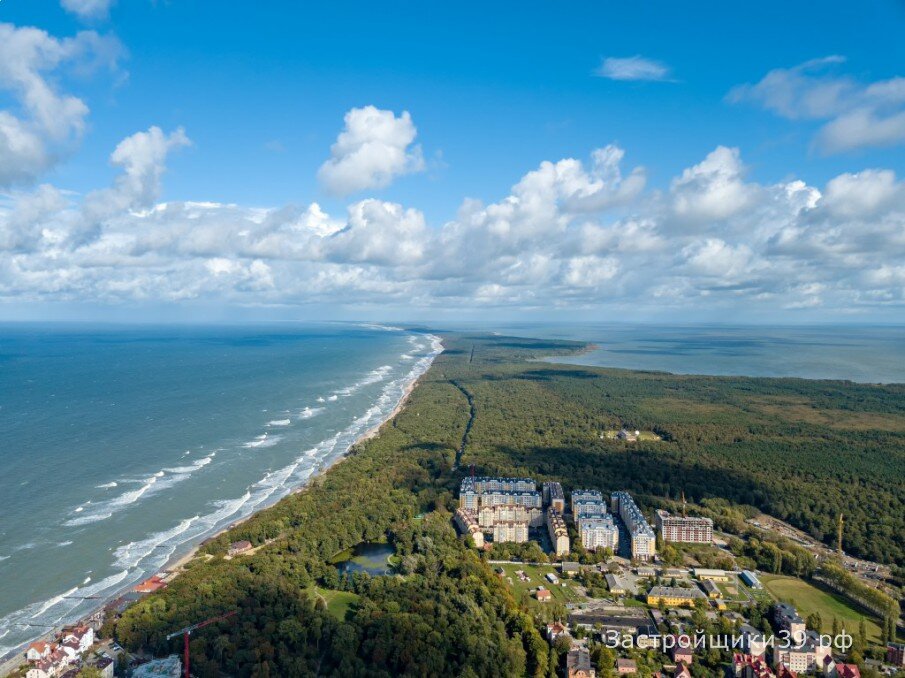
[887,643,905,667]
[574,499,607,520]
[656,510,714,544]
[578,515,619,552]
[646,586,706,607]
[738,624,769,658]
[611,491,656,561]
[774,603,806,640]
[542,481,565,512]
[461,476,536,494]
[492,520,529,544]
[454,508,484,548]
[773,632,832,674]
[478,504,543,528]
[547,510,570,556]
[571,489,603,514]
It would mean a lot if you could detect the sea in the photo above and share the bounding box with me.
[488,323,905,384]
[0,323,442,658]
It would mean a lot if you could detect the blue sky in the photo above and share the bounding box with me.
[1,0,904,322]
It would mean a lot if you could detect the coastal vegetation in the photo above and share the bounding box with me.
[111,333,905,676]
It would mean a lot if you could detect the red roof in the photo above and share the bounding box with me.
[835,664,860,678]
[134,575,167,593]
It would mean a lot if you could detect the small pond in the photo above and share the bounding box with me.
[334,542,395,576]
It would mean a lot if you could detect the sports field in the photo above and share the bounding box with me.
[760,575,883,644]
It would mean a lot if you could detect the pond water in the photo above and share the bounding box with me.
[335,542,395,576]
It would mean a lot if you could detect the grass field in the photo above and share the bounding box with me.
[496,563,584,604]
[310,587,360,620]
[760,575,884,644]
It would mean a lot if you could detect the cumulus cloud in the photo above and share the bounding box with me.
[317,106,424,196]
[728,56,905,153]
[61,0,116,21]
[595,56,672,82]
[2,127,904,316]
[0,23,122,187]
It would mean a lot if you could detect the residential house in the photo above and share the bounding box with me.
[616,658,637,674]
[134,576,167,594]
[546,621,570,642]
[228,540,253,556]
[567,645,596,678]
[536,588,552,603]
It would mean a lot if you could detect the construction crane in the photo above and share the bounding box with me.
[166,610,236,678]
[837,513,844,556]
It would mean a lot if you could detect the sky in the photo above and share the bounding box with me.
[0,0,904,323]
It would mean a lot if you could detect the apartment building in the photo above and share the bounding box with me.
[574,499,608,520]
[542,481,565,512]
[611,491,656,561]
[578,515,619,552]
[478,504,544,528]
[454,507,484,548]
[493,520,529,544]
[774,603,806,640]
[571,489,604,514]
[547,510,570,556]
[656,510,714,544]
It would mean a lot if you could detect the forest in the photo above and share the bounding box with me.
[111,332,905,676]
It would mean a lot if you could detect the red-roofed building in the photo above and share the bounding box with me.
[134,576,168,594]
[732,652,775,678]
[25,641,53,662]
[668,636,693,665]
[776,665,798,678]
[546,621,569,642]
[674,662,692,678]
[535,587,552,603]
[61,624,94,653]
[833,663,860,678]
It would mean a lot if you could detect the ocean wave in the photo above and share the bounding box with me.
[114,515,200,569]
[243,433,281,449]
[163,452,216,475]
[96,481,118,489]
[267,418,291,427]
[299,406,324,419]
[333,364,394,397]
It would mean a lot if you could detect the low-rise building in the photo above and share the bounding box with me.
[700,579,720,598]
[134,576,167,594]
[616,658,637,674]
[656,510,714,544]
[606,573,626,595]
[740,570,763,589]
[546,621,570,642]
[547,510,570,556]
[96,657,115,678]
[886,643,905,667]
[732,653,775,678]
[647,586,705,607]
[561,561,581,577]
[567,645,596,678]
[228,540,253,556]
[738,625,769,658]
[536,588,552,603]
[669,636,694,664]
[693,568,729,582]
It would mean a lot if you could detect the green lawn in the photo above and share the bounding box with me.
[311,587,360,620]
[496,563,583,604]
[760,575,884,644]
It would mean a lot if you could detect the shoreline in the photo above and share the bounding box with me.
[0,334,441,672]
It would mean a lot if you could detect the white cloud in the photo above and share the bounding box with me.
[728,57,905,153]
[0,23,122,187]
[317,106,424,196]
[61,0,116,21]
[2,132,904,317]
[670,146,756,223]
[595,56,672,82]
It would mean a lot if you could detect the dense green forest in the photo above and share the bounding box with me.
[112,333,905,676]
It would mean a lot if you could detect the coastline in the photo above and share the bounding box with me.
[0,333,442,671]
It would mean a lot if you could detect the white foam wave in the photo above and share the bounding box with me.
[333,364,394,397]
[316,396,325,402]
[243,433,281,449]
[267,418,291,427]
[299,406,324,419]
[114,515,200,569]
[164,452,216,475]
[327,395,338,401]
[96,481,118,489]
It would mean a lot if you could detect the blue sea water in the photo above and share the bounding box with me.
[487,323,905,384]
[0,323,441,657]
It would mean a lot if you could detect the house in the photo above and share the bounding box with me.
[673,662,692,678]
[833,664,861,678]
[712,598,728,611]
[134,576,167,594]
[546,621,570,642]
[647,586,705,607]
[669,636,693,664]
[96,657,115,678]
[636,566,657,577]
[228,540,253,556]
[776,666,798,678]
[606,573,626,595]
[616,658,637,674]
[700,579,720,598]
[26,641,53,662]
[26,661,54,678]
[536,587,553,603]
[61,624,94,652]
[567,646,596,678]
[739,624,769,658]
[887,644,905,667]
[562,561,582,577]
[733,653,775,678]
